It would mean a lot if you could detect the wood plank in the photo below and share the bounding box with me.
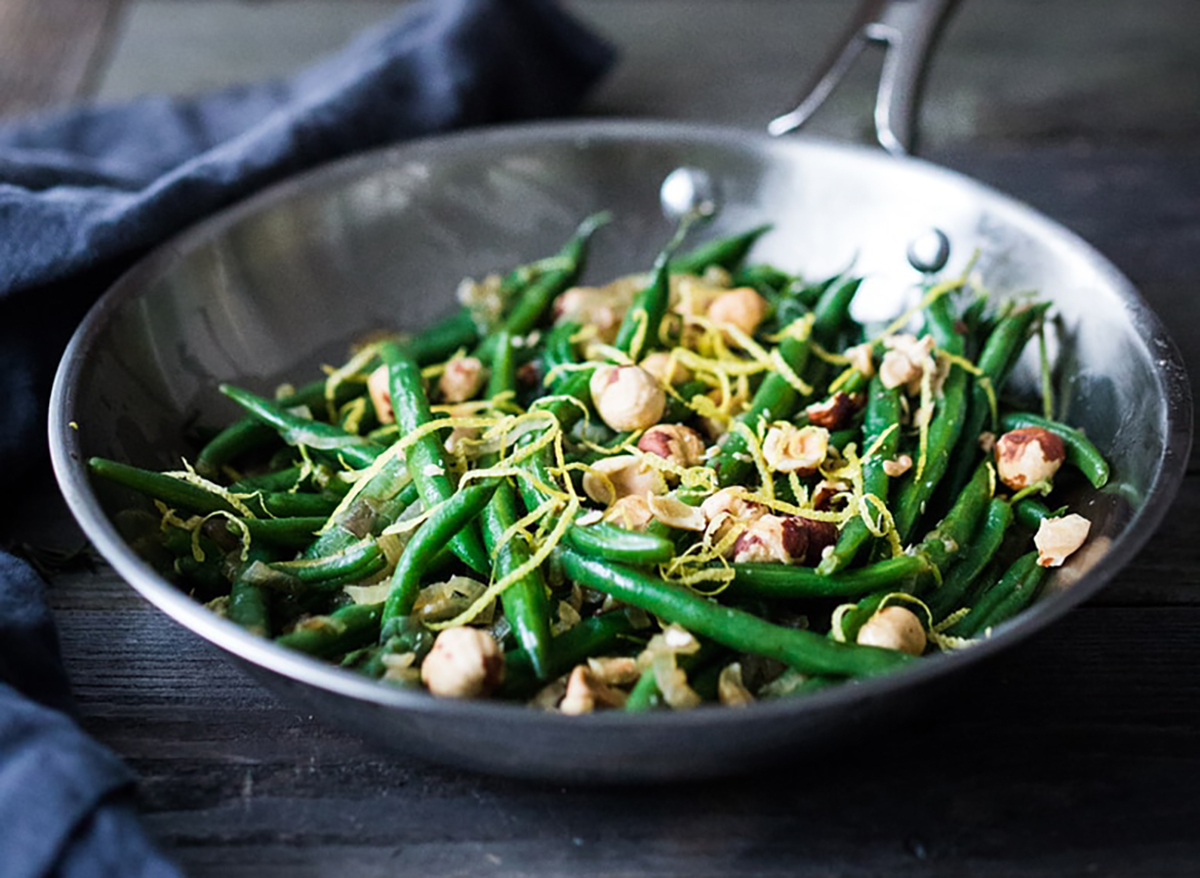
[0,0,125,117]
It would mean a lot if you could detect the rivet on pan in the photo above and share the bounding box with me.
[906,228,950,274]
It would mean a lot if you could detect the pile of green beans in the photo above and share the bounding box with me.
[89,214,1109,713]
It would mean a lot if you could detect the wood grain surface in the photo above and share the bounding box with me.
[7,1,1200,875]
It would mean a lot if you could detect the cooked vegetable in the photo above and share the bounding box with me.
[88,215,1110,713]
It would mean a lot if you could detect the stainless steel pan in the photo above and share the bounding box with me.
[49,0,1192,781]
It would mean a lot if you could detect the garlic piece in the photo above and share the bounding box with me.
[647,494,706,531]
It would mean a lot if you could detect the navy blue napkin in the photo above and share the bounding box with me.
[0,1,613,874]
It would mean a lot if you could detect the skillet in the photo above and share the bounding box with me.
[49,0,1192,781]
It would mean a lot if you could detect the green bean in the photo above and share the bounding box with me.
[227,547,275,637]
[892,357,969,541]
[474,213,607,364]
[941,303,1049,498]
[561,548,914,678]
[947,551,1045,638]
[275,602,384,659]
[89,457,337,519]
[381,342,490,575]
[729,554,933,601]
[926,497,1014,624]
[613,250,671,361]
[478,331,553,678]
[811,277,863,348]
[913,462,992,575]
[219,384,387,470]
[381,481,500,626]
[671,225,772,275]
[267,538,386,589]
[225,515,326,550]
[1013,496,1058,531]
[818,377,901,574]
[227,465,308,494]
[498,611,642,699]
[999,411,1110,488]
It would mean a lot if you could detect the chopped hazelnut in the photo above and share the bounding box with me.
[995,427,1066,490]
[805,392,861,431]
[882,454,914,478]
[706,287,769,341]
[637,424,707,469]
[733,514,836,565]
[856,606,927,656]
[589,365,667,432]
[438,356,486,403]
[762,424,830,475]
[367,364,394,424]
[879,333,936,394]
[582,455,667,506]
[845,342,876,378]
[1034,513,1091,567]
[701,487,768,542]
[554,276,642,343]
[812,478,851,511]
[639,352,692,386]
[420,627,504,698]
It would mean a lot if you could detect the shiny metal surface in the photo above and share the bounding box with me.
[49,121,1192,781]
[768,0,960,153]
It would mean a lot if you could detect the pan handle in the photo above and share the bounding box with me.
[767,0,959,156]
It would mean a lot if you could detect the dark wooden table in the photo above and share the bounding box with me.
[5,1,1200,875]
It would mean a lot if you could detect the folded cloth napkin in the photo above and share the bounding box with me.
[0,1,613,874]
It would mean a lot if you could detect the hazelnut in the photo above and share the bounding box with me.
[701,487,769,542]
[762,424,830,475]
[706,287,769,341]
[589,365,667,432]
[845,342,876,378]
[639,351,692,386]
[582,455,667,506]
[420,627,504,698]
[995,427,1066,490]
[783,515,839,566]
[879,333,935,394]
[812,478,851,512]
[732,514,836,566]
[554,277,642,343]
[1034,513,1091,567]
[856,606,927,656]
[637,424,707,469]
[732,515,800,564]
[438,356,486,403]
[805,392,861,431]
[367,364,394,424]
